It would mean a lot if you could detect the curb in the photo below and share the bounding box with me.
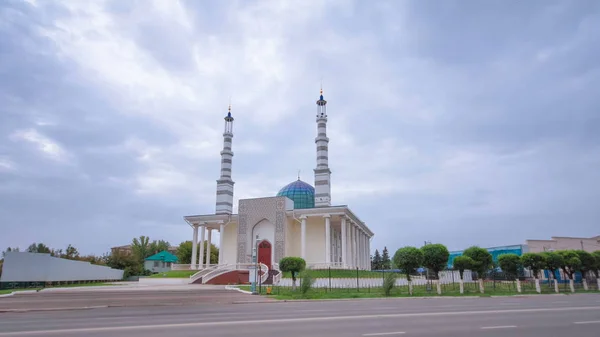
[0,290,39,298]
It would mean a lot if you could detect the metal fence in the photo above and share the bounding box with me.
[273,268,599,295]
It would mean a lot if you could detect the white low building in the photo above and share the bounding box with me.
[182,90,374,283]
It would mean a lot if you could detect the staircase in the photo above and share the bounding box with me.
[262,270,279,285]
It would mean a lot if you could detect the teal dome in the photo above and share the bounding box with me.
[277,179,315,209]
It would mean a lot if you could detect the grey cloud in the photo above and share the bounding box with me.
[1,0,599,257]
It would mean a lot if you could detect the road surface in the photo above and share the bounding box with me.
[1,287,599,336]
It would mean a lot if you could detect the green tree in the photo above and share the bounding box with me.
[521,253,545,279]
[591,251,600,278]
[279,257,306,290]
[176,241,219,265]
[541,251,563,282]
[372,249,382,270]
[498,254,521,281]
[421,243,450,279]
[381,247,391,270]
[2,247,19,258]
[393,246,423,285]
[106,251,145,278]
[131,236,151,263]
[557,250,581,280]
[453,256,473,280]
[574,250,595,279]
[27,243,51,254]
[463,246,493,278]
[150,240,171,255]
[65,244,80,260]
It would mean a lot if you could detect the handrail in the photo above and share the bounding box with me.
[259,263,269,284]
[199,263,270,284]
[272,262,282,285]
[200,263,266,284]
[189,264,220,283]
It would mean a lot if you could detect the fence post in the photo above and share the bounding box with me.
[356,267,360,292]
[328,267,331,292]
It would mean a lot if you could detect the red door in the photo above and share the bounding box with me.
[258,240,272,269]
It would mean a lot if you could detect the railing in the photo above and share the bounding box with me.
[189,264,220,283]
[172,264,193,271]
[259,263,269,284]
[308,262,347,269]
[172,263,219,271]
[272,262,282,285]
[200,263,268,285]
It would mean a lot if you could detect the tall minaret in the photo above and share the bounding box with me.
[314,88,332,207]
[215,105,235,214]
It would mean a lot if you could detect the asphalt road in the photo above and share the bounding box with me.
[1,288,599,336]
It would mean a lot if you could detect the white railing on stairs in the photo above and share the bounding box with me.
[259,263,269,284]
[272,262,282,285]
[189,264,220,283]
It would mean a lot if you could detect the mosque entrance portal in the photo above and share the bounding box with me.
[257,240,272,269]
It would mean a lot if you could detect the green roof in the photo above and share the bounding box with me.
[145,250,178,263]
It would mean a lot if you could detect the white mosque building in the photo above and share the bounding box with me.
[182,90,374,284]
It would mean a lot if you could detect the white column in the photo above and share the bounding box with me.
[191,224,199,269]
[367,235,371,270]
[353,225,358,268]
[300,216,307,260]
[199,225,206,268]
[341,217,347,268]
[349,223,354,268]
[218,223,225,264]
[359,231,363,269]
[352,226,356,268]
[325,215,331,264]
[205,228,212,266]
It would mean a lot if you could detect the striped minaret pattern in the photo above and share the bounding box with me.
[314,88,331,207]
[215,105,235,214]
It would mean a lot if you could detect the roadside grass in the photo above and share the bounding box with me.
[147,270,196,278]
[0,282,118,295]
[235,280,597,300]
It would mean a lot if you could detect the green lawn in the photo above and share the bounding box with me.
[147,270,196,278]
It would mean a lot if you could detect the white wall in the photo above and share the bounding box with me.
[286,217,300,257]
[222,222,238,265]
[1,252,123,282]
[305,216,326,264]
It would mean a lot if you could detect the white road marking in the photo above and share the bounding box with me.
[1,306,599,336]
[574,321,600,325]
[363,332,406,336]
[481,325,517,329]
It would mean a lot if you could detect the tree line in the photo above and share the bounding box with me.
[0,236,219,279]
[372,244,600,294]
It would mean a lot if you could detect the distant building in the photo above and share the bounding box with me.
[448,244,528,269]
[526,236,600,253]
[144,251,178,273]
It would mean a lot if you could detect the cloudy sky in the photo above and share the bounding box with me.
[1,0,599,256]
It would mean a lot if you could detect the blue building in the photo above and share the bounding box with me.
[447,244,528,269]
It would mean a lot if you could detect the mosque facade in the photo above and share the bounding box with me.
[183,90,374,274]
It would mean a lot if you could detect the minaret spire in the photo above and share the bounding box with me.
[215,104,235,214]
[314,87,331,207]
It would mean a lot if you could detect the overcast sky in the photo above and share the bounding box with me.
[1,0,599,256]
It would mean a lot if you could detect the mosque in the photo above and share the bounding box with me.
[182,89,374,283]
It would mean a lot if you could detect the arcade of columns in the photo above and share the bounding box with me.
[189,215,371,270]
[299,214,371,269]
